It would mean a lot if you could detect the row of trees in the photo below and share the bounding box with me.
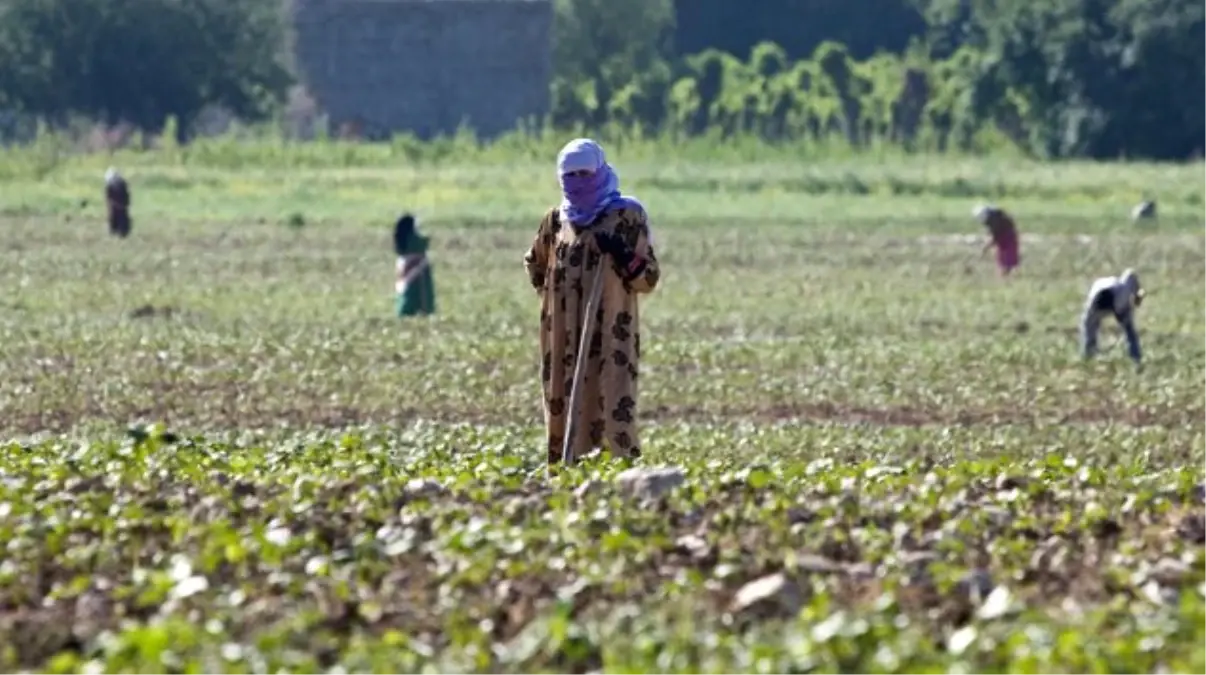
[552,41,982,154]
[921,0,1203,159]
[0,0,290,134]
[0,0,1201,160]
[554,0,1205,160]
[670,0,928,62]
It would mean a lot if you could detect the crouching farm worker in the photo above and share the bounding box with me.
[393,213,435,317]
[1081,268,1145,366]
[105,167,132,238]
[523,138,661,465]
[973,204,1020,276]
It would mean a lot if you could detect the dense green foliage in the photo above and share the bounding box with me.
[551,39,969,152]
[671,0,928,61]
[554,0,1204,159]
[0,0,1201,159]
[0,0,290,135]
[918,0,1206,159]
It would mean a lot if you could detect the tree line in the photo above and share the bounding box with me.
[556,0,1204,160]
[0,0,1201,160]
[0,0,290,137]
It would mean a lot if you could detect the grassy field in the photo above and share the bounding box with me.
[1,135,1204,672]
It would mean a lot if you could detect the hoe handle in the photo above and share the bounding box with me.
[562,263,606,467]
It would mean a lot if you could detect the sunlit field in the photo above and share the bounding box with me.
[1,133,1203,672]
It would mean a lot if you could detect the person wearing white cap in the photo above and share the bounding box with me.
[1081,268,1146,366]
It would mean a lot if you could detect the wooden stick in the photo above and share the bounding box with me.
[562,263,606,468]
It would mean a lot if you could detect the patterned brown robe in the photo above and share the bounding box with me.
[524,204,661,464]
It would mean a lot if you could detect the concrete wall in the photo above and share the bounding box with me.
[291,0,553,140]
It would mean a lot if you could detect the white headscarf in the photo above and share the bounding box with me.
[556,138,622,227]
[972,203,996,224]
[1120,268,1142,298]
[554,138,656,248]
[556,138,608,175]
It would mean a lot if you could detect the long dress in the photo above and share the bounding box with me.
[106,179,132,238]
[523,201,661,464]
[395,231,435,317]
[986,210,1020,274]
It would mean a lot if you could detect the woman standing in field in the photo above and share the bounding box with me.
[973,204,1020,276]
[393,213,436,317]
[104,167,132,238]
[524,138,661,465]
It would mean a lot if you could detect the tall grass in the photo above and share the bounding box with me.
[1,119,1201,228]
[3,117,1199,176]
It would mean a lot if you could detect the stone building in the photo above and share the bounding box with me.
[291,0,553,139]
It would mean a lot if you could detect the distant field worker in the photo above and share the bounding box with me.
[973,203,1020,275]
[104,167,132,238]
[524,138,661,465]
[1081,268,1145,366]
[393,213,435,317]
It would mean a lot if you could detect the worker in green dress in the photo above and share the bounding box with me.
[393,213,436,317]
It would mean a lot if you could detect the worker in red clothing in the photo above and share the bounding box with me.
[973,204,1019,276]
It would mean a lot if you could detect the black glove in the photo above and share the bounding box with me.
[593,230,629,260]
[595,231,645,280]
[595,230,645,280]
